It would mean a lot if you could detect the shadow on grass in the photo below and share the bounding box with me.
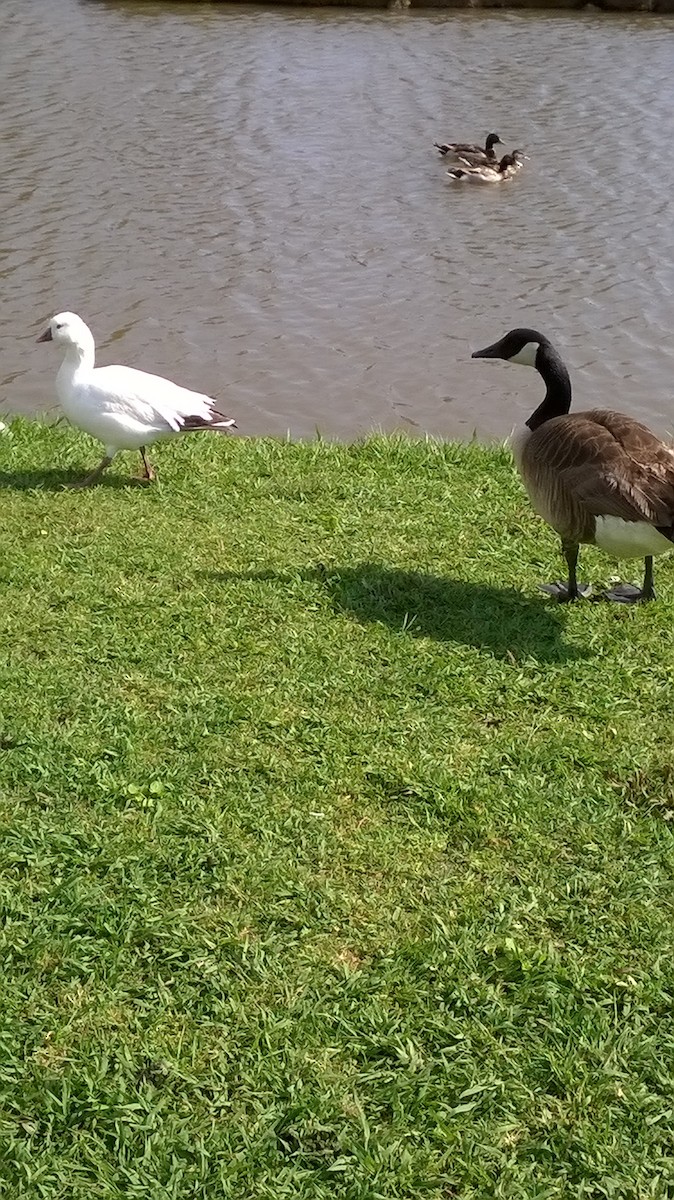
[0,468,147,491]
[203,561,587,663]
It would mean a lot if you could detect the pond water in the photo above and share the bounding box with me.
[4,0,674,439]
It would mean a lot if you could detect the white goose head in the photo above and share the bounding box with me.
[37,312,95,360]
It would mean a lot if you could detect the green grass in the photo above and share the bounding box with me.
[1,419,674,1199]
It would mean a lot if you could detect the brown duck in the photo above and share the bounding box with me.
[434,132,503,165]
[472,328,674,603]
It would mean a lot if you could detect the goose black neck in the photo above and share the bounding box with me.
[526,342,572,431]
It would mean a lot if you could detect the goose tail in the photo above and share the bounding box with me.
[209,412,237,431]
[179,409,237,433]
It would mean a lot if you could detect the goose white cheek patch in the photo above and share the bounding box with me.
[509,342,539,368]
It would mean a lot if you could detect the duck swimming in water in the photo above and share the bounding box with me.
[447,152,524,184]
[434,132,503,165]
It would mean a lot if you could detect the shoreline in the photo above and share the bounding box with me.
[213,0,674,11]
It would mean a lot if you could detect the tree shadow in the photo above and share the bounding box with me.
[201,561,587,664]
[0,468,149,492]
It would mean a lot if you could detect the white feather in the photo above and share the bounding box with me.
[447,169,506,186]
[594,516,673,558]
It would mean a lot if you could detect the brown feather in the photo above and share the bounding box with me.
[518,409,674,545]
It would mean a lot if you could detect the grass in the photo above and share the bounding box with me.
[1,419,674,1199]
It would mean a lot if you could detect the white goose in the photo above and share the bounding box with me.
[37,312,236,485]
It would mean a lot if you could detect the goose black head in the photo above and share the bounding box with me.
[486,132,503,151]
[472,328,551,368]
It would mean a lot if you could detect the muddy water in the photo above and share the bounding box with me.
[3,0,674,440]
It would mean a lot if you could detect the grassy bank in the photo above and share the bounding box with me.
[1,420,674,1199]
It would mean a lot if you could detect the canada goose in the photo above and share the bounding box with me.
[37,312,236,486]
[434,132,503,164]
[471,328,674,603]
[447,153,523,184]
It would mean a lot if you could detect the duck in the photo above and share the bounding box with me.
[447,152,524,184]
[37,312,236,486]
[471,327,674,603]
[458,148,527,172]
[434,132,503,164]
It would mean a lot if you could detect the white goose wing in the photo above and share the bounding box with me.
[89,364,235,432]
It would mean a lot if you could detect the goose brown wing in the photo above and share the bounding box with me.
[583,409,674,467]
[525,411,674,529]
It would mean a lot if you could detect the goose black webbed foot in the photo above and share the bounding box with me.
[602,582,655,604]
[539,542,591,601]
[539,581,592,602]
[603,557,656,603]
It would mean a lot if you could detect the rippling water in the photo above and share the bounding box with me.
[3,0,674,439]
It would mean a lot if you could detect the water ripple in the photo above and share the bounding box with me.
[3,0,674,437]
